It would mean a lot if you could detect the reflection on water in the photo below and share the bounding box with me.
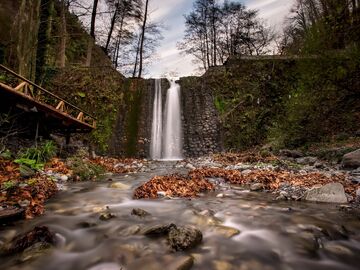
[1,164,359,270]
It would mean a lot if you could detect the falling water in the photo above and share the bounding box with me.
[162,79,183,160]
[150,79,163,159]
[150,79,183,160]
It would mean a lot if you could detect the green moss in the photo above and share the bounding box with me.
[123,80,143,156]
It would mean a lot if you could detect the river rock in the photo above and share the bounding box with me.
[303,183,348,203]
[356,188,360,202]
[0,207,25,223]
[211,225,240,238]
[168,226,202,251]
[109,182,130,190]
[0,226,56,256]
[295,156,318,165]
[99,212,116,221]
[250,183,264,191]
[127,255,193,270]
[279,149,303,158]
[131,208,150,217]
[342,149,360,169]
[20,242,53,262]
[142,224,176,236]
[185,163,196,170]
[19,164,36,178]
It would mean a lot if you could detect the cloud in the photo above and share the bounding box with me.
[147,0,295,78]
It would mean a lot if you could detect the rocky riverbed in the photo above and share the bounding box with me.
[0,154,360,270]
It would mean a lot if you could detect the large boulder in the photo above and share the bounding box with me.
[168,226,202,251]
[303,183,348,204]
[342,149,360,169]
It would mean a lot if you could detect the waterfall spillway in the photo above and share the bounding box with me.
[150,79,183,160]
[150,79,163,159]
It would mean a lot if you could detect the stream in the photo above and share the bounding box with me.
[1,162,360,270]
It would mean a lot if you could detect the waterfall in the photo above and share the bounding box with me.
[150,79,183,160]
[150,79,163,159]
[163,79,183,160]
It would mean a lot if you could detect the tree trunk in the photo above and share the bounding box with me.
[35,0,52,81]
[133,34,141,78]
[105,1,119,53]
[59,0,67,67]
[138,0,149,78]
[86,0,99,67]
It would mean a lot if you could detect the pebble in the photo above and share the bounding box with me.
[60,175,68,181]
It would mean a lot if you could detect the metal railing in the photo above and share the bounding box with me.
[0,64,96,129]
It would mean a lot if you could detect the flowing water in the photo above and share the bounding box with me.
[163,80,183,160]
[150,79,163,160]
[1,163,360,270]
[150,79,183,160]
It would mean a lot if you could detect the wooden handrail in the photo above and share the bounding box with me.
[0,64,96,120]
[0,64,96,128]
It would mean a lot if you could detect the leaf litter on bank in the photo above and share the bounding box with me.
[134,167,358,199]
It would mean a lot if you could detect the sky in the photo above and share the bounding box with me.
[147,0,295,78]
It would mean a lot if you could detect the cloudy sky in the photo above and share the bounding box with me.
[146,0,295,78]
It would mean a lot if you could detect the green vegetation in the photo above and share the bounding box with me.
[15,141,57,170]
[67,157,105,181]
[207,52,359,151]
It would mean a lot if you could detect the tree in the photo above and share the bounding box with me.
[85,0,99,67]
[58,0,67,67]
[138,0,149,78]
[280,0,360,54]
[178,0,274,71]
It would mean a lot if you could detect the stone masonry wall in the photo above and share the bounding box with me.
[179,77,222,157]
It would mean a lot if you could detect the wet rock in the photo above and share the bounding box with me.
[20,242,53,262]
[213,260,233,270]
[19,165,36,178]
[250,183,264,191]
[142,224,176,236]
[168,226,202,251]
[0,226,56,256]
[157,191,167,198]
[109,182,130,190]
[303,183,348,203]
[216,193,224,198]
[120,225,142,236]
[99,212,116,221]
[131,208,150,217]
[87,262,123,270]
[342,149,360,169]
[295,156,318,165]
[127,255,193,270]
[77,221,97,228]
[185,163,196,170]
[18,199,30,208]
[60,175,68,181]
[0,206,25,223]
[323,242,353,256]
[356,188,360,202]
[279,149,303,158]
[211,225,240,238]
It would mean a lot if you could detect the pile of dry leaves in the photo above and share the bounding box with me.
[134,167,358,199]
[90,157,144,174]
[4,174,58,219]
[45,158,72,175]
[212,151,279,165]
[1,158,58,219]
[191,168,357,196]
[133,174,215,199]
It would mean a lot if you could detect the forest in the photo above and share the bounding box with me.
[0,1,360,270]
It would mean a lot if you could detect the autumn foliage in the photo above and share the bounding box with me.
[134,174,215,199]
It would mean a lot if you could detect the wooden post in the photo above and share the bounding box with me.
[65,132,71,145]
